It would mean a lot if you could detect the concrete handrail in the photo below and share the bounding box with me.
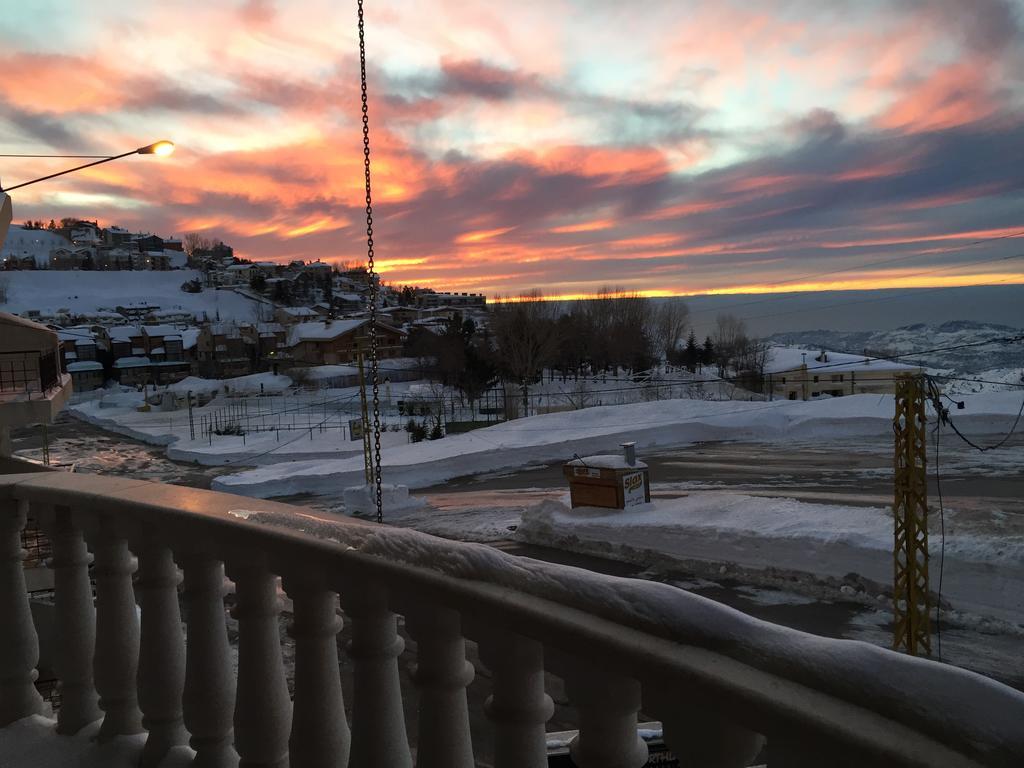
[1,471,1022,768]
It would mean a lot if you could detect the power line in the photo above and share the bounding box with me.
[923,374,1024,452]
[0,153,112,158]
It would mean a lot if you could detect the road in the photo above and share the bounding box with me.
[11,414,1024,691]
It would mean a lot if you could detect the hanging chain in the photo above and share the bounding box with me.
[358,0,384,524]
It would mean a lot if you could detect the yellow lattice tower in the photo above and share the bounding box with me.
[893,374,931,656]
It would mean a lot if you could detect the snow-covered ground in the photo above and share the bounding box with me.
[2,716,193,768]
[516,493,1024,624]
[210,392,1024,497]
[0,269,261,321]
[67,374,426,466]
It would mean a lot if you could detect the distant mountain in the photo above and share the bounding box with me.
[767,321,1024,389]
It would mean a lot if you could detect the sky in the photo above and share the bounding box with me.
[3,0,1024,299]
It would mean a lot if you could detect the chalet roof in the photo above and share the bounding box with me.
[287,319,366,345]
[67,360,104,372]
[107,326,143,341]
[764,346,921,375]
[113,356,150,368]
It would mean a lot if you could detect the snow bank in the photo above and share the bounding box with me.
[166,372,293,396]
[212,392,1024,498]
[517,494,1024,624]
[1,715,193,768]
[342,483,426,515]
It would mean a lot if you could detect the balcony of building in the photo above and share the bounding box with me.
[1,471,1022,767]
[0,313,73,452]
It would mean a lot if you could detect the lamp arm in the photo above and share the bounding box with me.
[1,149,138,193]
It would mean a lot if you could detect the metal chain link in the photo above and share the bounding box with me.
[358,0,384,525]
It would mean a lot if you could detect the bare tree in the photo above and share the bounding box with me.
[490,290,560,415]
[183,233,214,268]
[0,273,9,304]
[712,313,748,377]
[650,300,690,361]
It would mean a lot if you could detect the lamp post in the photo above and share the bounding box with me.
[0,140,174,193]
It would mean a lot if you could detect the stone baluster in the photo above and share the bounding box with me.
[566,671,648,768]
[341,585,412,768]
[480,632,552,768]
[89,518,143,740]
[0,499,46,726]
[135,542,187,767]
[653,699,764,768]
[228,559,291,768]
[43,506,101,733]
[181,555,237,768]
[285,579,349,768]
[405,606,475,768]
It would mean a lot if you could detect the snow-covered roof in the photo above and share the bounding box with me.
[150,346,165,355]
[764,346,921,375]
[568,454,649,470]
[67,360,104,372]
[337,292,364,303]
[180,328,200,349]
[279,306,318,317]
[208,322,242,337]
[107,326,143,341]
[58,329,96,342]
[226,264,253,271]
[142,324,178,337]
[288,319,366,345]
[113,356,151,368]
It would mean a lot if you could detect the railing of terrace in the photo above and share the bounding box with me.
[1,471,1022,768]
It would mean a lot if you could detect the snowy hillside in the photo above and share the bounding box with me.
[1,225,72,266]
[0,269,264,322]
[769,321,1024,384]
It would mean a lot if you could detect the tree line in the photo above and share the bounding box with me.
[404,289,771,413]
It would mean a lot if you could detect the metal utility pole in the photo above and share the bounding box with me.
[893,374,931,656]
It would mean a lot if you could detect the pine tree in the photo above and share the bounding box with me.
[701,336,715,371]
[683,331,700,372]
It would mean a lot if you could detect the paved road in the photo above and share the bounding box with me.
[428,438,1024,514]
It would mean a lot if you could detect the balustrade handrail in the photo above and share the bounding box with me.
[2,470,1023,768]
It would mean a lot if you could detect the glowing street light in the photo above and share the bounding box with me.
[138,140,175,157]
[0,140,175,193]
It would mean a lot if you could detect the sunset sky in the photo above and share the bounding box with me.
[3,0,1024,298]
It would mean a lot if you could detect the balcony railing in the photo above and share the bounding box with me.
[0,349,61,396]
[1,471,1022,767]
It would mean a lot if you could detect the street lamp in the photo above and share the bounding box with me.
[0,140,175,193]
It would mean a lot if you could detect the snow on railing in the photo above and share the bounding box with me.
[1,471,1023,768]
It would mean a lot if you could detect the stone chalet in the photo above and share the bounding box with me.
[288,319,406,365]
[100,324,191,386]
[765,347,923,400]
[275,306,320,325]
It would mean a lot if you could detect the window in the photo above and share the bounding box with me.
[831,374,844,382]
[813,375,819,383]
